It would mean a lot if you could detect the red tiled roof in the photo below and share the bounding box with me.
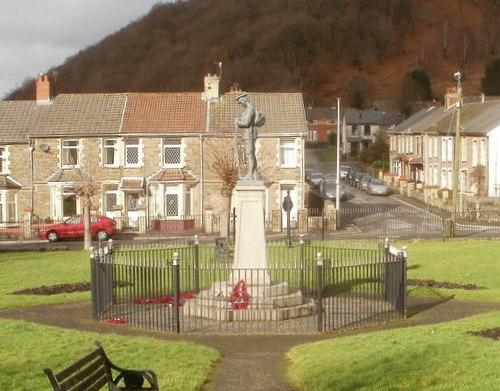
[148,168,197,183]
[122,93,207,134]
[120,177,144,190]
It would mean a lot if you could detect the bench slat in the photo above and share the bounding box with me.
[44,342,159,391]
[59,365,109,391]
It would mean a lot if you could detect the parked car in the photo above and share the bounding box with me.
[339,165,352,179]
[321,180,347,201]
[359,174,373,191]
[308,171,325,188]
[367,178,389,195]
[305,168,315,183]
[352,171,368,188]
[38,215,118,242]
[345,169,357,185]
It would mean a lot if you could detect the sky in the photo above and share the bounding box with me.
[0,0,173,99]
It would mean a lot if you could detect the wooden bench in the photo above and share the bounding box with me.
[44,341,159,391]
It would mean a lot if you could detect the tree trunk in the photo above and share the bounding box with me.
[83,197,92,250]
[219,195,232,239]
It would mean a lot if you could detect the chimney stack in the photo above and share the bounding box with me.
[36,74,53,104]
[444,87,457,109]
[202,74,220,102]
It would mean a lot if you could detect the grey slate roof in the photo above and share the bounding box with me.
[390,100,500,136]
[344,109,402,126]
[209,92,308,135]
[0,91,307,143]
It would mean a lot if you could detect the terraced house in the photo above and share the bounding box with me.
[0,74,308,231]
[388,88,500,204]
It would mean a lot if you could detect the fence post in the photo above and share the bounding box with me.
[89,246,98,319]
[400,246,408,318]
[299,235,305,292]
[316,251,324,332]
[321,211,325,240]
[193,235,200,293]
[172,251,180,333]
[384,237,390,261]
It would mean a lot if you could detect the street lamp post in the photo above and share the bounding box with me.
[450,71,462,237]
[336,98,341,213]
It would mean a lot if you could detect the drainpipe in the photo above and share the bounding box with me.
[28,137,34,212]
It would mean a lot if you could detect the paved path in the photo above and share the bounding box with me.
[2,297,500,390]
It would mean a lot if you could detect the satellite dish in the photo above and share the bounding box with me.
[39,144,50,152]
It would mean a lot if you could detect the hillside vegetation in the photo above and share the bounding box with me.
[6,0,500,108]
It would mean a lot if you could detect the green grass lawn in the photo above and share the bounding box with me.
[286,240,500,390]
[0,318,219,390]
[1,240,500,390]
[287,311,500,390]
[403,240,500,301]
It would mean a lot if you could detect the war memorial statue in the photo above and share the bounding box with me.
[235,92,265,181]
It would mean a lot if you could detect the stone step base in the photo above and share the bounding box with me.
[183,280,316,321]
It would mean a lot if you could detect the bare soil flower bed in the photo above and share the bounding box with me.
[13,279,484,296]
[12,281,130,295]
[407,279,485,290]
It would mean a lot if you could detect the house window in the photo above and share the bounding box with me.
[165,194,178,216]
[163,138,182,167]
[165,185,182,217]
[472,139,478,166]
[125,138,141,167]
[441,137,453,162]
[62,140,79,167]
[364,125,370,136]
[351,125,359,136]
[62,186,77,216]
[0,147,7,174]
[280,139,296,168]
[480,138,486,165]
[308,130,317,142]
[0,191,17,224]
[103,139,119,166]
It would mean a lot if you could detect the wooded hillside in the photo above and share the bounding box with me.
[6,0,500,108]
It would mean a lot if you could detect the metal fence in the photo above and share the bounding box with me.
[90,239,407,334]
[2,206,500,248]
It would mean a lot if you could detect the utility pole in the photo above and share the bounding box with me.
[336,98,341,213]
[450,71,462,237]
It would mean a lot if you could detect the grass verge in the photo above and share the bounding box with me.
[0,318,219,390]
[286,311,500,390]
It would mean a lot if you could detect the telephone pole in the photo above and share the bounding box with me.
[450,71,462,237]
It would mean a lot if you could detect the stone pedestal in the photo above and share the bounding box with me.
[230,180,270,284]
[183,180,315,322]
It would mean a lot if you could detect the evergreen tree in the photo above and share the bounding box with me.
[481,58,500,95]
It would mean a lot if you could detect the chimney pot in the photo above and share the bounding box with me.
[36,74,53,104]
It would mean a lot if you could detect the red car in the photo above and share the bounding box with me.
[38,215,117,242]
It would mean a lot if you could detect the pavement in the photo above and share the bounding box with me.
[2,296,500,390]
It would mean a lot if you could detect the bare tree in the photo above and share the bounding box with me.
[205,139,239,238]
[73,142,101,250]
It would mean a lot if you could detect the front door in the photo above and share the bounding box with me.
[126,193,139,227]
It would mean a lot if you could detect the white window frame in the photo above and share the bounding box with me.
[102,139,119,167]
[61,139,80,167]
[441,137,453,163]
[280,139,296,168]
[0,191,17,224]
[163,138,183,168]
[125,138,142,168]
[50,184,81,219]
[0,147,7,174]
